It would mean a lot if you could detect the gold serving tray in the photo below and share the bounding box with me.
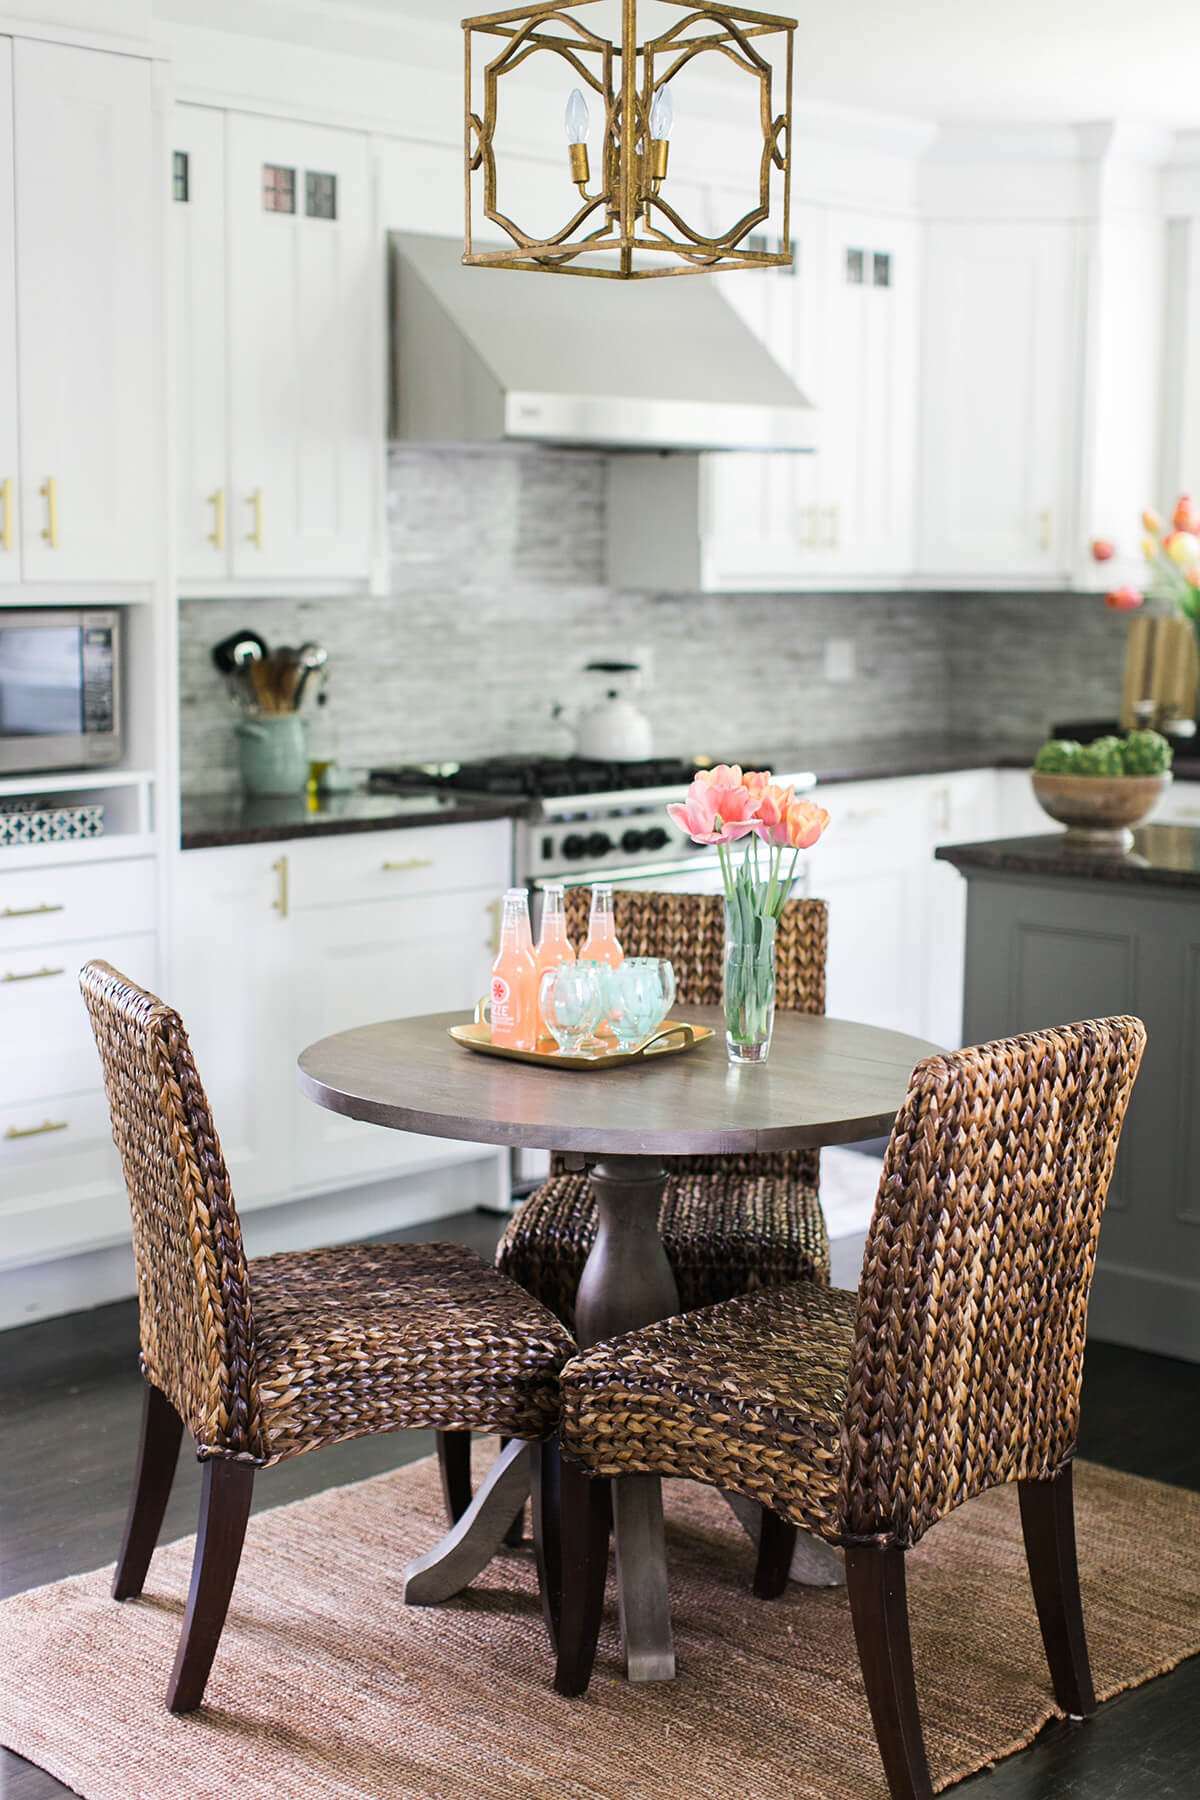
[449,1006,713,1070]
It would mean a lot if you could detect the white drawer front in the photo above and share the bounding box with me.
[287,819,512,910]
[0,857,157,950]
[0,1087,129,1267]
[0,931,157,1104]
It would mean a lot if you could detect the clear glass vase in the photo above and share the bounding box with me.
[723,906,776,1064]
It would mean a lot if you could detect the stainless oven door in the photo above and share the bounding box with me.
[546,853,729,896]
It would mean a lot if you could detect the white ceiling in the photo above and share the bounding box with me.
[323,0,1200,130]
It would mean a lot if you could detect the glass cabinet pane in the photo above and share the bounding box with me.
[262,164,296,213]
[305,171,338,220]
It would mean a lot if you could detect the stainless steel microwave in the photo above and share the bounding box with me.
[0,609,123,774]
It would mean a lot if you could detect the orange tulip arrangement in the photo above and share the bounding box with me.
[668,765,830,1061]
[1093,495,1200,634]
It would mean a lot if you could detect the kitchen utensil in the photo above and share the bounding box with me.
[553,660,653,761]
[270,646,304,712]
[293,643,329,709]
[1030,770,1169,852]
[211,630,268,675]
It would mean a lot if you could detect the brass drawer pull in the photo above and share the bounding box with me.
[3,966,64,983]
[382,858,434,872]
[5,1119,69,1140]
[208,487,226,549]
[2,903,65,919]
[248,488,264,548]
[273,855,289,918]
[1,476,12,552]
[486,896,501,953]
[40,476,58,548]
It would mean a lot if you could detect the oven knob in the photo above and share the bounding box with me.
[562,833,589,859]
[620,829,646,854]
[643,827,670,850]
[586,831,613,858]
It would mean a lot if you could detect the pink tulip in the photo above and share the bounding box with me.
[1091,538,1116,562]
[1105,585,1144,612]
[750,780,798,845]
[1174,495,1200,534]
[668,765,760,844]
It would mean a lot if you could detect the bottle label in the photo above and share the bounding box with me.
[491,973,513,1026]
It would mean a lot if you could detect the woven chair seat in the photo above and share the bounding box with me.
[560,1281,858,1542]
[498,1166,829,1333]
[248,1242,574,1466]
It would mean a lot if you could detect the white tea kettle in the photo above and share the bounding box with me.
[555,661,653,762]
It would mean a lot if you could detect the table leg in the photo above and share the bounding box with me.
[575,1156,678,1684]
[401,1438,531,1606]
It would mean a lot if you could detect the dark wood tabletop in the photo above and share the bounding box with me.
[297,1006,941,1156]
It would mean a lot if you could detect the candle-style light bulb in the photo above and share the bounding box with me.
[649,82,673,141]
[565,88,590,146]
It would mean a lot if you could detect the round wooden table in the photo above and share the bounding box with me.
[298,1004,940,1681]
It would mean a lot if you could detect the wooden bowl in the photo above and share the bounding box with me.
[1031,771,1170,852]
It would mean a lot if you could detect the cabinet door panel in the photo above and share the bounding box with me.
[171,105,228,582]
[917,222,1079,579]
[288,890,501,1187]
[227,115,373,581]
[0,40,17,587]
[12,40,156,584]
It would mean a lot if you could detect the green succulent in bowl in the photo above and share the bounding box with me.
[1074,736,1127,776]
[1033,739,1082,774]
[1121,729,1173,775]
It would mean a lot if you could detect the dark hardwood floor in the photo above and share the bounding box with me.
[2,1217,1198,1800]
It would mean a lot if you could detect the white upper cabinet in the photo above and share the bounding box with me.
[226,114,375,585]
[11,38,156,588]
[170,105,228,584]
[915,221,1081,583]
[0,42,17,589]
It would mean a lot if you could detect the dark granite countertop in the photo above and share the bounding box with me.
[180,790,523,851]
[763,735,1043,786]
[937,825,1200,890]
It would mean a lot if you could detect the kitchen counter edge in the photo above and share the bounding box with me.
[180,793,525,851]
[936,824,1200,889]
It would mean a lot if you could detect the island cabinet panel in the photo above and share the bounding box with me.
[959,871,1200,1363]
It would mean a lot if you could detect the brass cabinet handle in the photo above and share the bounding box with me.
[825,504,840,550]
[801,503,820,550]
[248,488,264,548]
[1,477,12,552]
[382,857,434,873]
[2,965,64,983]
[2,903,64,919]
[1038,507,1054,551]
[208,487,226,549]
[272,854,288,918]
[40,476,58,548]
[5,1119,69,1141]
[486,896,501,953]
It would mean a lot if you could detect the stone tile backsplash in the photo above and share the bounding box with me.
[178,447,1129,794]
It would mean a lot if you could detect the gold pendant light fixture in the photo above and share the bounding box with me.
[463,0,796,279]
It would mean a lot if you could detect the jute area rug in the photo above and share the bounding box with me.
[1,1450,1197,1800]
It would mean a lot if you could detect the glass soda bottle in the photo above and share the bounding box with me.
[489,888,538,1051]
[534,883,576,1042]
[580,883,623,1038]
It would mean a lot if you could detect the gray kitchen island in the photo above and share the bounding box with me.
[938,825,1200,1364]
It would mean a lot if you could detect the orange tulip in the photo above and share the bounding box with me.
[1105,585,1144,611]
[1142,508,1163,534]
[1173,495,1200,534]
[1165,530,1200,566]
[1091,538,1116,562]
[783,798,830,850]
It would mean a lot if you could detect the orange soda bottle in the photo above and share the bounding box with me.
[489,888,538,1051]
[580,883,623,1037]
[534,883,576,1042]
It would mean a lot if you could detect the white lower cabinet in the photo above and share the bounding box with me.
[0,856,158,1271]
[171,820,512,1213]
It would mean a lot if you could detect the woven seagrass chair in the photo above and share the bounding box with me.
[438,889,830,1581]
[80,960,575,1715]
[552,1016,1146,1800]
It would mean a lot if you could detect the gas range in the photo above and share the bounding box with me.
[369,754,817,883]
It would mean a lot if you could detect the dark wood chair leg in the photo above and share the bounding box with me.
[554,1455,611,1697]
[112,1383,185,1601]
[845,1543,933,1800]
[166,1456,255,1714]
[500,1434,526,1546]
[531,1436,562,1648]
[436,1429,472,1525]
[1019,1463,1097,1718]
[752,1504,797,1600]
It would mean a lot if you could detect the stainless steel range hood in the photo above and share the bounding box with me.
[388,232,818,454]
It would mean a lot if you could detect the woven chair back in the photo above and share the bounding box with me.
[80,961,262,1459]
[558,888,828,1182]
[840,1015,1146,1547]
